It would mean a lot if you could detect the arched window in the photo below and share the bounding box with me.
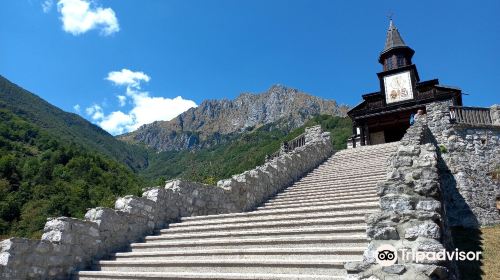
[386,57,393,70]
[397,55,405,67]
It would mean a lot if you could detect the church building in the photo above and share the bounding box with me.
[347,20,463,148]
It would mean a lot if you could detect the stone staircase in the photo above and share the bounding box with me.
[76,142,398,280]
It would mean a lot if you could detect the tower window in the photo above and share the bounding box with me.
[386,57,393,70]
[397,55,405,67]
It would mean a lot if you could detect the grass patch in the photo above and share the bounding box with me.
[451,225,500,280]
[481,225,500,280]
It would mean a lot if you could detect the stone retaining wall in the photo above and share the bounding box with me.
[0,125,333,280]
[426,101,500,227]
[346,118,455,279]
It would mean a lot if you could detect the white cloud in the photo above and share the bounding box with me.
[99,111,134,135]
[106,69,151,89]
[85,104,104,120]
[84,69,197,135]
[42,0,54,13]
[57,0,119,36]
[73,104,81,112]
[117,95,127,107]
[124,92,197,131]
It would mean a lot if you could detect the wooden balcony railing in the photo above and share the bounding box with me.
[449,106,492,125]
[265,133,306,161]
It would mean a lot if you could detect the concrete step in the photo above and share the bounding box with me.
[170,209,371,229]
[313,161,387,172]
[95,259,353,275]
[279,185,378,197]
[298,173,385,184]
[264,187,377,202]
[163,216,367,234]
[321,155,391,163]
[331,151,394,158]
[307,161,387,170]
[299,175,384,183]
[269,189,376,203]
[112,247,365,261]
[278,189,376,201]
[265,191,376,206]
[329,153,394,161]
[295,176,383,185]
[130,235,369,252]
[307,166,386,173]
[285,180,381,191]
[335,143,398,153]
[146,226,366,242]
[257,197,378,211]
[75,271,345,280]
[306,169,386,177]
[282,185,379,196]
[180,202,379,224]
[327,156,391,164]
[289,181,382,192]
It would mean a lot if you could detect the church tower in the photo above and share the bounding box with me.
[346,20,462,148]
[376,20,420,106]
[379,20,414,71]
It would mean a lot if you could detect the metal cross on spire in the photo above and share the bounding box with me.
[387,11,394,21]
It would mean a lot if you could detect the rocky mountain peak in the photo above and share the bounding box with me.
[119,85,349,152]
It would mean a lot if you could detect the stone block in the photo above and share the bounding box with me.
[404,221,440,240]
[382,264,406,274]
[416,200,441,212]
[380,194,415,212]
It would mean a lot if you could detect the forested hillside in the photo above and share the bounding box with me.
[0,108,143,239]
[0,76,148,171]
[141,115,352,184]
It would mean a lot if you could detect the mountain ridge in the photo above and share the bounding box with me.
[120,84,349,151]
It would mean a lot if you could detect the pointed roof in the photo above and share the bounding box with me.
[381,20,411,55]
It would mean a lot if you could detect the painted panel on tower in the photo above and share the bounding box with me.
[384,71,414,104]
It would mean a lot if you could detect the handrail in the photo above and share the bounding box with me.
[265,132,306,161]
[287,133,306,151]
[449,106,492,125]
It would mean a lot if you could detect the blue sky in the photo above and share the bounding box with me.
[1,0,499,135]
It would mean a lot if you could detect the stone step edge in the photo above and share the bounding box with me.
[291,179,383,188]
[328,154,393,161]
[163,217,367,233]
[279,186,379,197]
[269,193,378,203]
[97,259,351,268]
[170,211,372,228]
[180,202,379,222]
[285,181,381,190]
[130,235,369,248]
[296,177,385,186]
[75,271,345,279]
[265,192,376,205]
[297,176,385,184]
[275,187,377,197]
[306,167,387,176]
[113,247,367,258]
[297,175,385,184]
[333,148,395,154]
[305,171,386,177]
[257,197,378,210]
[148,226,367,241]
